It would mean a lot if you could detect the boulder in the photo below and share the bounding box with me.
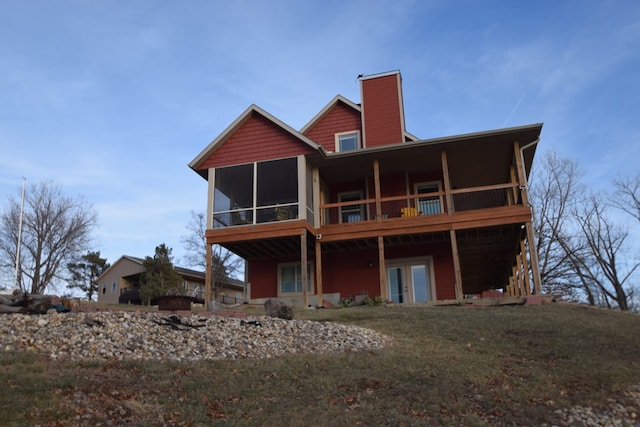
[264,299,294,320]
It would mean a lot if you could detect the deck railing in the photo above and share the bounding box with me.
[319,183,520,226]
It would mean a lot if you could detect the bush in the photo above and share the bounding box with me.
[365,296,386,306]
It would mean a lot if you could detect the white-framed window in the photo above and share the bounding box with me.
[414,182,442,215]
[213,157,300,227]
[335,131,361,152]
[338,191,364,223]
[102,284,106,295]
[278,262,314,295]
[111,282,117,293]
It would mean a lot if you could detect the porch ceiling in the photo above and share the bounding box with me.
[309,124,541,187]
[222,224,524,296]
[221,235,313,260]
[456,224,525,295]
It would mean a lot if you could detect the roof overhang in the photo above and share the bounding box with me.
[307,123,543,186]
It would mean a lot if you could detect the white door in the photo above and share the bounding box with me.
[387,260,433,303]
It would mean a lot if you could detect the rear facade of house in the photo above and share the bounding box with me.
[190,71,543,307]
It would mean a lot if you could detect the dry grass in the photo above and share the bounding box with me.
[1,303,639,426]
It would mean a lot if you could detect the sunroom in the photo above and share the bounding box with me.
[210,155,315,229]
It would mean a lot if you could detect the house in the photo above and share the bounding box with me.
[189,70,542,307]
[96,255,245,305]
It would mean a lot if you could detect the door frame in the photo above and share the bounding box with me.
[386,256,436,303]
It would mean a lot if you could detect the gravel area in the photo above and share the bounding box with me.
[0,311,390,361]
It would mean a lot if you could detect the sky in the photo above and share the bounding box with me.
[1,0,639,274]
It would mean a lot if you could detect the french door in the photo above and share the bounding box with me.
[387,259,433,304]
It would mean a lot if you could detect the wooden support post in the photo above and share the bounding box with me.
[441,150,454,214]
[377,236,388,300]
[205,243,213,311]
[450,230,464,301]
[315,238,323,307]
[509,166,518,205]
[301,231,308,307]
[520,240,531,295]
[514,141,542,294]
[525,223,542,294]
[373,159,382,221]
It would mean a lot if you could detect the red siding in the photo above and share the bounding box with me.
[385,242,457,300]
[200,113,315,169]
[246,242,456,302]
[361,73,404,148]
[322,250,380,297]
[303,102,362,152]
[247,259,279,299]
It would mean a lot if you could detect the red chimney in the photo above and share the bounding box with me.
[359,71,406,148]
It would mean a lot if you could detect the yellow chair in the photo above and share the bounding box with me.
[401,207,419,217]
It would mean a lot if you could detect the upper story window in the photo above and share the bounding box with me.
[335,131,361,152]
[414,182,442,215]
[213,158,299,227]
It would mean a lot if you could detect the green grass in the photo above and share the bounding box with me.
[1,304,639,426]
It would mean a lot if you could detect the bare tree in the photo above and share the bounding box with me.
[568,192,639,311]
[181,211,243,298]
[613,173,640,223]
[0,181,97,294]
[529,151,583,299]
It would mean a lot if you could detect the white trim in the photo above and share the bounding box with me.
[386,256,436,303]
[334,130,361,152]
[414,181,443,215]
[277,261,315,296]
[338,190,364,223]
[358,70,401,81]
[189,104,320,171]
[207,168,215,229]
[297,155,306,221]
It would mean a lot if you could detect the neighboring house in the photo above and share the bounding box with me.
[189,70,543,307]
[96,255,245,305]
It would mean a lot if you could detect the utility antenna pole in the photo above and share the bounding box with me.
[14,177,26,290]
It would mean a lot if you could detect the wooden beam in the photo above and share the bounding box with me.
[315,238,323,307]
[301,231,308,307]
[441,150,454,215]
[373,159,382,221]
[520,239,531,295]
[318,206,532,242]
[509,166,518,205]
[378,236,388,300]
[450,230,464,301]
[205,243,213,311]
[525,222,542,294]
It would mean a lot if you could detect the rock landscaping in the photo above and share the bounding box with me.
[0,311,390,361]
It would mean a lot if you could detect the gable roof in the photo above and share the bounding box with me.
[299,95,361,134]
[189,104,321,177]
[97,255,205,282]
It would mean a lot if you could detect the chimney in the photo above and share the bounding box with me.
[359,70,406,148]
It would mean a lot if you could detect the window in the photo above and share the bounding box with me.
[213,158,299,227]
[335,131,360,152]
[415,182,442,215]
[102,284,106,295]
[278,262,313,295]
[111,282,117,293]
[339,191,364,223]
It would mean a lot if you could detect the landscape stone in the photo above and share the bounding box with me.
[264,299,294,320]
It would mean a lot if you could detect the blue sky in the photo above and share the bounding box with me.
[1,0,639,270]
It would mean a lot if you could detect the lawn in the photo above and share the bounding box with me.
[1,303,639,426]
